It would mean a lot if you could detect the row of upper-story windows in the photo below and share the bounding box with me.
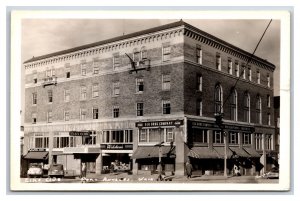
[31,100,172,124]
[213,84,271,125]
[195,47,271,88]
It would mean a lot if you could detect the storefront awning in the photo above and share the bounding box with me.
[131,146,175,159]
[243,147,261,158]
[187,147,219,159]
[213,147,233,159]
[229,147,251,158]
[24,151,48,160]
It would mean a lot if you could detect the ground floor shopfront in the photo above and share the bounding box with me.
[23,116,277,176]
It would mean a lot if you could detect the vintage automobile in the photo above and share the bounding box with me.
[27,163,43,178]
[258,167,279,179]
[48,164,64,178]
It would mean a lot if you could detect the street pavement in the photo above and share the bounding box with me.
[21,172,279,183]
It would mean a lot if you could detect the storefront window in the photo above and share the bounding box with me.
[149,128,164,142]
[166,128,174,142]
[229,132,239,144]
[35,137,43,148]
[213,131,224,144]
[255,133,263,150]
[193,128,208,143]
[125,130,133,143]
[139,129,147,142]
[243,133,251,145]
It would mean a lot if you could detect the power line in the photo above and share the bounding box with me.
[220,19,273,112]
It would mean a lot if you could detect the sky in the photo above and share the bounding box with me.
[21,19,280,122]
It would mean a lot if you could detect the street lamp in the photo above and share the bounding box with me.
[215,112,227,177]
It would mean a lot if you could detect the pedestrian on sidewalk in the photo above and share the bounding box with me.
[186,160,193,179]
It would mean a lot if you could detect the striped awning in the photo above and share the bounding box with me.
[243,147,261,157]
[131,146,175,159]
[24,151,48,160]
[188,147,219,159]
[229,147,251,158]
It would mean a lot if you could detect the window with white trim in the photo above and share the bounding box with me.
[80,108,87,120]
[136,102,143,116]
[133,51,140,62]
[32,92,37,105]
[93,61,100,74]
[242,133,251,145]
[162,46,171,61]
[92,84,99,98]
[162,74,171,91]
[136,78,144,93]
[230,90,238,121]
[215,84,223,113]
[257,70,260,84]
[113,82,120,96]
[192,129,207,143]
[228,59,233,74]
[268,113,271,125]
[196,100,202,116]
[242,65,246,79]
[64,110,70,121]
[235,62,239,77]
[93,108,99,119]
[139,129,147,142]
[248,67,252,81]
[32,113,37,124]
[196,47,202,64]
[265,134,273,150]
[216,54,221,71]
[256,96,262,124]
[267,95,271,108]
[113,55,120,70]
[213,131,224,144]
[244,92,250,123]
[255,133,263,150]
[196,74,202,91]
[64,89,70,102]
[141,47,147,59]
[166,128,174,142]
[162,100,171,114]
[33,71,37,83]
[47,111,52,123]
[229,132,239,144]
[267,74,270,87]
[81,63,87,76]
[80,86,87,100]
[113,106,119,118]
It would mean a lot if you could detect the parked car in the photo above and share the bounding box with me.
[48,164,64,178]
[258,167,279,179]
[27,163,43,178]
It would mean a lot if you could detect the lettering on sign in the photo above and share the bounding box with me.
[190,121,254,132]
[69,131,92,136]
[100,144,133,150]
[136,120,183,128]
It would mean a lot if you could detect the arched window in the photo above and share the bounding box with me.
[243,92,250,123]
[256,95,262,124]
[230,89,238,121]
[214,84,223,113]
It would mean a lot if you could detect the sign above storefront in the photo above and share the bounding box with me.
[189,121,255,133]
[69,131,93,136]
[29,148,46,152]
[136,119,183,128]
[100,144,133,150]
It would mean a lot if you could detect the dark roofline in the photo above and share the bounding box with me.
[24,20,185,64]
[23,20,275,69]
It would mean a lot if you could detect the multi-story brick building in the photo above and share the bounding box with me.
[23,20,276,177]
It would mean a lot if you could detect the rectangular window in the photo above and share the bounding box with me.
[32,92,37,105]
[47,111,52,123]
[32,113,37,124]
[268,113,271,125]
[137,103,143,116]
[255,133,263,150]
[139,129,147,142]
[229,132,239,144]
[196,47,202,64]
[60,137,69,148]
[93,108,99,119]
[136,78,144,93]
[248,67,252,81]
[64,110,70,121]
[266,134,273,150]
[80,86,87,100]
[66,65,70,78]
[81,63,87,76]
[92,84,99,98]
[163,46,171,61]
[149,128,164,142]
[242,65,246,79]
[193,129,207,143]
[48,90,53,103]
[162,74,171,91]
[213,131,224,144]
[228,59,233,74]
[113,82,120,96]
[133,52,140,62]
[235,62,239,77]
[267,95,271,108]
[166,128,174,142]
[80,109,87,120]
[124,130,133,143]
[64,89,70,102]
[196,75,202,91]
[162,100,171,114]
[243,133,251,145]
[35,138,43,148]
[43,137,49,148]
[216,54,221,71]
[267,75,270,87]
[257,70,260,84]
[113,106,119,118]
[93,61,100,74]
[33,71,37,83]
[113,55,120,69]
[196,100,202,116]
